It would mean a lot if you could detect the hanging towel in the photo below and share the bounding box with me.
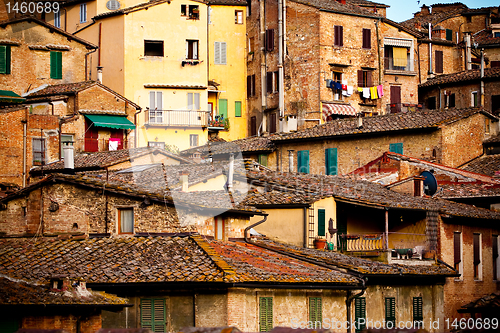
[370,87,378,99]
[358,87,363,93]
[377,85,384,97]
[326,79,333,88]
[341,84,347,90]
[362,88,370,98]
[334,82,342,90]
[347,86,354,96]
[342,90,349,96]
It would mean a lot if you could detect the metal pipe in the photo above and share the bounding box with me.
[303,206,308,248]
[385,208,389,250]
[278,0,284,123]
[244,214,268,242]
[134,108,142,148]
[428,23,433,75]
[260,0,266,112]
[84,48,97,81]
[376,19,382,85]
[22,111,27,187]
[346,281,366,333]
[228,153,234,192]
[480,48,485,107]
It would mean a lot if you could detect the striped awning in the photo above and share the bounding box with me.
[322,103,357,121]
[383,38,413,48]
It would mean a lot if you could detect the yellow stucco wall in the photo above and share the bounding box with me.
[252,207,306,247]
[208,4,248,141]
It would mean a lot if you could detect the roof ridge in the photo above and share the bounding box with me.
[189,234,237,279]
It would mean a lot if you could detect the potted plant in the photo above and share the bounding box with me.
[313,237,327,249]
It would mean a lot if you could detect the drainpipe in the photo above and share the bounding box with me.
[375,19,382,85]
[417,42,422,84]
[260,0,267,131]
[227,153,234,192]
[134,108,142,148]
[84,48,97,81]
[244,214,269,242]
[22,109,27,187]
[278,0,284,130]
[384,208,389,250]
[346,282,366,333]
[303,206,308,248]
[480,48,485,107]
[465,33,472,70]
[428,23,433,76]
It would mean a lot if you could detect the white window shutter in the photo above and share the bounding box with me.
[193,41,198,59]
[194,93,200,110]
[214,42,220,65]
[157,92,162,110]
[221,42,227,65]
[188,93,193,110]
[149,92,156,109]
[185,41,189,59]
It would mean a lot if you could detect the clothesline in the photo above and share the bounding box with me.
[326,79,384,100]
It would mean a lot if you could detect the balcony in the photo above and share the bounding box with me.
[384,57,417,76]
[145,109,209,127]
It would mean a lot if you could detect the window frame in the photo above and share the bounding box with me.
[214,41,227,65]
[471,91,478,107]
[144,40,164,57]
[118,207,134,234]
[357,70,372,88]
[235,101,242,117]
[413,297,424,329]
[362,28,371,49]
[325,148,338,176]
[297,150,309,174]
[189,134,199,147]
[148,141,166,149]
[235,10,243,24]
[188,5,199,19]
[473,233,482,280]
[317,209,326,237]
[389,142,403,155]
[149,91,163,124]
[140,298,166,333]
[385,297,396,329]
[50,51,62,79]
[54,10,61,28]
[32,138,46,164]
[187,92,200,110]
[214,216,225,240]
[0,45,11,74]
[80,3,87,23]
[354,297,366,333]
[334,25,343,47]
[259,297,273,332]
[454,231,463,279]
[435,50,444,74]
[309,297,322,328]
[186,40,199,60]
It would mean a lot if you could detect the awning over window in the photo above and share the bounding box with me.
[0,90,25,103]
[322,103,357,121]
[384,38,412,48]
[84,114,135,130]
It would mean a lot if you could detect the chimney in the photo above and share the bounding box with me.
[180,171,189,192]
[63,145,74,171]
[413,176,425,197]
[288,150,294,173]
[421,5,430,15]
[97,66,103,83]
[357,114,363,128]
[227,153,234,192]
[464,33,472,70]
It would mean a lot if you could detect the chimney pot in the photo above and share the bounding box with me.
[179,171,189,192]
[63,145,75,171]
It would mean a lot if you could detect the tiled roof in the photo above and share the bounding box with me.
[241,189,327,206]
[0,276,129,306]
[435,182,500,199]
[252,239,458,277]
[24,81,97,97]
[473,30,500,46]
[400,4,468,30]
[347,0,388,9]
[93,0,173,20]
[31,147,192,173]
[462,154,500,178]
[484,134,500,144]
[180,136,275,156]
[205,0,247,5]
[290,0,382,18]
[271,108,484,142]
[244,168,500,220]
[0,236,360,285]
[419,68,500,88]
[459,292,500,312]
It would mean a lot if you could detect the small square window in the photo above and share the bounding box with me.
[181,4,187,16]
[186,40,199,60]
[144,40,164,57]
[235,10,243,24]
[118,208,134,234]
[188,5,199,19]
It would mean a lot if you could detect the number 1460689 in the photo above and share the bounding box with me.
[6,2,60,14]
[445,318,498,330]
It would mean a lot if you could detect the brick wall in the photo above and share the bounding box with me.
[22,312,102,333]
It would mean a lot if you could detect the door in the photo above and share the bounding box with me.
[84,118,99,152]
[390,86,401,113]
[110,130,124,150]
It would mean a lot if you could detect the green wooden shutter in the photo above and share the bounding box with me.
[235,101,242,117]
[389,143,403,155]
[141,298,166,333]
[354,297,366,333]
[385,297,396,328]
[259,297,273,332]
[325,148,338,175]
[219,99,228,119]
[318,209,326,237]
[50,51,62,79]
[413,297,423,326]
[141,299,153,331]
[0,45,11,74]
[298,150,309,174]
[258,154,268,167]
[446,29,453,41]
[309,297,322,327]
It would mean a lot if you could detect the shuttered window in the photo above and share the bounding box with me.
[334,26,343,47]
[269,113,276,133]
[446,29,453,41]
[454,232,462,272]
[413,297,423,328]
[385,297,396,328]
[141,298,166,333]
[247,75,256,97]
[0,45,11,74]
[325,148,338,175]
[474,233,481,279]
[214,42,227,65]
[297,150,309,174]
[259,297,273,332]
[219,99,228,119]
[362,29,371,49]
[493,235,499,280]
[318,209,326,237]
[266,72,273,94]
[188,93,200,110]
[435,50,443,74]
[389,143,403,155]
[354,297,366,333]
[309,297,322,327]
[50,51,62,79]
[258,154,268,167]
[251,116,257,136]
[235,101,242,117]
[357,70,372,87]
[265,29,274,52]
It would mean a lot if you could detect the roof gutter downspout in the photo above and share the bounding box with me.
[278,0,284,126]
[346,280,366,333]
[375,18,382,85]
[480,48,485,107]
[84,48,97,81]
[134,108,142,148]
[244,214,269,242]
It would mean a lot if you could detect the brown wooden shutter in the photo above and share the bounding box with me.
[339,26,343,47]
[357,70,363,87]
[454,232,461,265]
[251,116,257,136]
[270,113,277,133]
[363,29,371,49]
[435,51,443,73]
[473,233,481,265]
[266,29,274,52]
[266,72,273,93]
[367,71,373,87]
[334,26,339,46]
[247,76,252,98]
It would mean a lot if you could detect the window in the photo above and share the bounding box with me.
[141,299,166,333]
[354,297,366,333]
[495,32,500,38]
[187,93,200,110]
[357,70,372,88]
[446,29,453,41]
[471,91,478,107]
[235,101,242,117]
[247,74,256,97]
[259,297,273,332]
[454,232,463,277]
[265,29,274,52]
[362,29,371,49]
[297,150,309,174]
[269,113,276,133]
[80,3,87,23]
[144,40,164,57]
[325,148,338,175]
[247,0,251,16]
[214,42,227,65]
[186,40,198,60]
[149,91,163,123]
[317,209,325,237]
[148,141,165,149]
[427,96,436,110]
[485,118,491,135]
[61,134,74,156]
[493,234,499,281]
[181,4,187,15]
[389,143,403,155]
[445,93,456,108]
[235,10,243,24]
[258,154,267,167]
[190,134,199,147]
[50,51,62,79]
[251,116,257,136]
[118,208,134,234]
[215,217,225,240]
[33,138,46,164]
[492,95,500,115]
[248,37,255,54]
[474,233,482,280]
[0,45,11,74]
[274,71,279,92]
[413,297,423,329]
[309,297,322,328]
[334,25,343,47]
[435,50,443,74]
[266,72,273,94]
[384,46,410,71]
[54,10,61,28]
[219,99,227,119]
[492,61,500,68]
[184,5,199,19]
[385,298,396,329]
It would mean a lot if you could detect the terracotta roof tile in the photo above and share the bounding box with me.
[459,292,500,311]
[473,29,500,46]
[347,0,388,9]
[271,108,484,141]
[462,154,500,178]
[290,0,382,18]
[181,136,275,156]
[24,81,98,97]
[435,182,500,199]
[419,68,500,88]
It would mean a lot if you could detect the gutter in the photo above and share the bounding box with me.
[346,283,366,333]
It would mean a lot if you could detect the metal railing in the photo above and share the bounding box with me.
[83,138,129,152]
[383,57,418,73]
[337,233,385,252]
[145,109,209,127]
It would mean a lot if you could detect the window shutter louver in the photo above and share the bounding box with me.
[0,45,10,74]
[435,51,443,73]
[188,93,193,110]
[259,297,273,332]
[153,299,166,333]
[221,42,227,64]
[473,234,481,265]
[363,29,371,49]
[247,76,252,98]
[50,51,62,79]
[266,29,274,52]
[318,209,326,236]
[367,71,372,87]
[354,297,366,332]
[413,297,423,323]
[235,101,241,117]
[219,99,227,119]
[357,70,363,87]
[385,298,396,326]
[325,148,338,175]
[454,232,461,265]
[215,42,220,64]
[141,299,153,330]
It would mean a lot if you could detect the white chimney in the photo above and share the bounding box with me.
[63,145,74,170]
[180,171,189,192]
[97,66,103,83]
[288,150,294,173]
[227,153,234,192]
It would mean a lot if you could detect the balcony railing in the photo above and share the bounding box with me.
[145,109,209,127]
[384,57,418,75]
[83,138,128,152]
[337,233,385,252]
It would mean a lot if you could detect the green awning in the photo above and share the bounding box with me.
[85,114,135,130]
[0,90,25,103]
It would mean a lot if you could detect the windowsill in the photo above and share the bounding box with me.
[454,278,463,282]
[359,102,377,107]
[384,69,417,76]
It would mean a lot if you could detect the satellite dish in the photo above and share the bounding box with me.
[420,171,438,196]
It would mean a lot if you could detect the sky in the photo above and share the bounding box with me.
[383,0,500,23]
